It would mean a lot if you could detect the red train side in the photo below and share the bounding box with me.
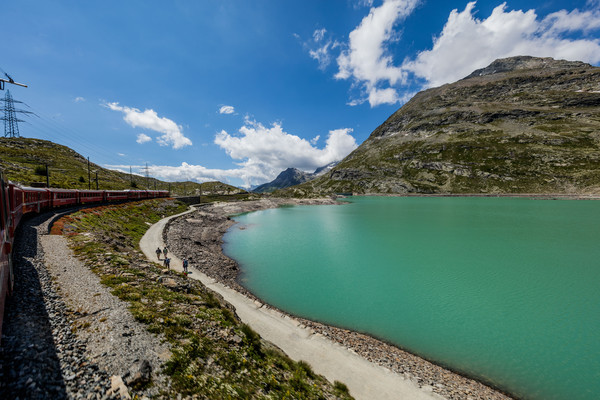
[0,175,170,339]
[0,172,15,336]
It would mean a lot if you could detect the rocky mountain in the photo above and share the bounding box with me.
[285,56,600,196]
[253,168,314,193]
[253,162,339,193]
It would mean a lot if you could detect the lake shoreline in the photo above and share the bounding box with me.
[360,192,600,199]
[165,197,515,400]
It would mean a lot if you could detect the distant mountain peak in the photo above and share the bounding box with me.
[253,162,340,193]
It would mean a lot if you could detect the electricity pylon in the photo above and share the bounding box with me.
[0,90,32,138]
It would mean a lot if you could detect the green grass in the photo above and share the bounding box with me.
[55,198,354,399]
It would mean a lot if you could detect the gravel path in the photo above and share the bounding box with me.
[1,210,170,399]
[42,235,171,395]
[0,211,111,399]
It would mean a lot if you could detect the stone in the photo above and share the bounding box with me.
[160,277,178,290]
[125,359,152,387]
[109,375,130,400]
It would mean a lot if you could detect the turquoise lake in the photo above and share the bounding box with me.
[223,197,600,400]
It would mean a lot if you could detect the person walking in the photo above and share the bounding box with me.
[156,247,162,260]
[183,258,189,274]
[165,257,171,270]
[163,247,168,258]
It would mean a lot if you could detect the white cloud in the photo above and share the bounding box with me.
[118,153,126,157]
[368,87,401,107]
[74,97,85,102]
[313,28,327,42]
[106,102,192,149]
[353,0,374,8]
[310,135,320,145]
[307,28,340,70]
[402,3,600,88]
[541,8,600,34]
[214,120,357,187]
[310,43,334,70]
[335,0,420,106]
[106,121,357,189]
[136,133,152,144]
[327,1,600,107]
[219,105,235,114]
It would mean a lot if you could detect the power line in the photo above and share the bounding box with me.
[23,103,136,169]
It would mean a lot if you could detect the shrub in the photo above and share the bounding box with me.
[34,165,47,176]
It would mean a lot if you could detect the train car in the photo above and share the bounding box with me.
[126,190,142,201]
[22,187,50,214]
[0,178,169,340]
[48,188,79,208]
[147,190,169,199]
[8,183,24,233]
[0,171,14,336]
[105,190,129,202]
[79,190,104,204]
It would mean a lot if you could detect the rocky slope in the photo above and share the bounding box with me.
[253,168,315,193]
[288,56,600,195]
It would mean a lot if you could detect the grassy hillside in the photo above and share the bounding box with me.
[0,137,247,197]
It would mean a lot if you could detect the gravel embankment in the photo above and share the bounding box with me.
[0,210,170,399]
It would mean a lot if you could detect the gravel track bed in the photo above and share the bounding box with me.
[0,210,169,399]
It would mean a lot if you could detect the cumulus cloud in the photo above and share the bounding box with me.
[136,133,152,144]
[111,120,358,188]
[106,102,192,149]
[335,0,419,106]
[74,96,85,102]
[219,105,235,114]
[329,0,600,107]
[214,119,358,187]
[402,2,600,88]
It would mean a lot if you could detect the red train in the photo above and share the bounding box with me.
[0,171,169,336]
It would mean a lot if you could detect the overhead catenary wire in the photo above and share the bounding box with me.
[20,102,146,171]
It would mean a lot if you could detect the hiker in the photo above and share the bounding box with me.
[163,247,168,258]
[164,257,170,269]
[165,257,171,269]
[155,247,162,260]
[183,258,189,274]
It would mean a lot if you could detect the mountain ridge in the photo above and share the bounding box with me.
[282,56,600,196]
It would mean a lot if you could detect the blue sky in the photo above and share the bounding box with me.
[3,0,600,188]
